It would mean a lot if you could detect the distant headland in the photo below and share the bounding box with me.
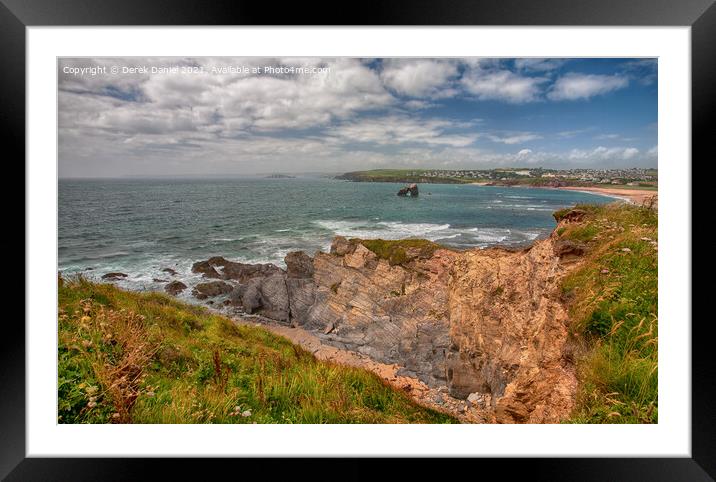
[335,168,657,205]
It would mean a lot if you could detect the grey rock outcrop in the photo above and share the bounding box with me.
[192,280,233,299]
[238,274,290,322]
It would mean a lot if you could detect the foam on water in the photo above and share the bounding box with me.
[59,178,612,290]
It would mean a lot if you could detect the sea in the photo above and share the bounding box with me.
[58,177,613,295]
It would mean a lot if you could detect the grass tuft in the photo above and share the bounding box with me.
[558,203,658,424]
[356,238,446,266]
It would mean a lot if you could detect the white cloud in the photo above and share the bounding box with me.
[487,132,542,145]
[402,99,437,110]
[60,57,396,136]
[380,59,459,97]
[329,116,478,147]
[516,148,533,159]
[594,133,621,140]
[556,128,592,138]
[461,68,547,103]
[568,146,644,161]
[548,73,628,101]
[58,57,657,176]
[514,58,566,72]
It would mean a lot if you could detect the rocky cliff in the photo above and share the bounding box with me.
[183,213,587,423]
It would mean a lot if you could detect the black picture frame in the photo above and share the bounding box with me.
[5,0,714,479]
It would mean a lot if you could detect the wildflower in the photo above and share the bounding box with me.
[87,401,97,408]
[80,315,91,324]
[241,410,252,417]
[146,391,155,397]
[112,413,120,419]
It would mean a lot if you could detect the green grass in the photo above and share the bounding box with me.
[58,277,456,424]
[356,238,446,266]
[558,204,658,424]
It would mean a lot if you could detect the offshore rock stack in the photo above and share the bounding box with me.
[397,183,419,197]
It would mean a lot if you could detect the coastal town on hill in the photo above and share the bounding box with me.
[335,167,658,205]
[337,167,657,187]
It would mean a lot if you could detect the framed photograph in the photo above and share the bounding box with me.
[6,0,714,478]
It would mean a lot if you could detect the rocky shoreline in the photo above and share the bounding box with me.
[98,210,593,423]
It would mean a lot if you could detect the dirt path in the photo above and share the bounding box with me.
[228,312,488,423]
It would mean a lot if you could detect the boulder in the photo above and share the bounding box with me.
[229,283,247,307]
[192,280,233,299]
[162,267,178,276]
[330,236,355,256]
[101,272,128,280]
[285,251,314,279]
[219,260,282,283]
[164,280,187,296]
[191,256,282,282]
[242,278,263,313]
[235,274,291,323]
[343,244,377,269]
[286,278,316,325]
[258,274,290,322]
[191,259,222,279]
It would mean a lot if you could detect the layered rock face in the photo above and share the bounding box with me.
[298,241,457,387]
[445,233,576,423]
[189,222,580,423]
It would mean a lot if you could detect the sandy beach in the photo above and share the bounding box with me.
[557,186,658,206]
[470,182,657,206]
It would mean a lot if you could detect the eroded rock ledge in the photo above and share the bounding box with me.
[182,216,585,423]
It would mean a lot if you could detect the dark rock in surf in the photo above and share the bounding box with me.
[191,259,223,279]
[220,260,282,283]
[193,256,282,282]
[192,280,233,299]
[165,280,187,296]
[101,272,128,280]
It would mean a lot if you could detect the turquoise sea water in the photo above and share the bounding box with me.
[58,177,612,293]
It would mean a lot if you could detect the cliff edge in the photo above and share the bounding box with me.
[185,212,594,423]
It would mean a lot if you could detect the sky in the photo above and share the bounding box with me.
[58,57,657,177]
